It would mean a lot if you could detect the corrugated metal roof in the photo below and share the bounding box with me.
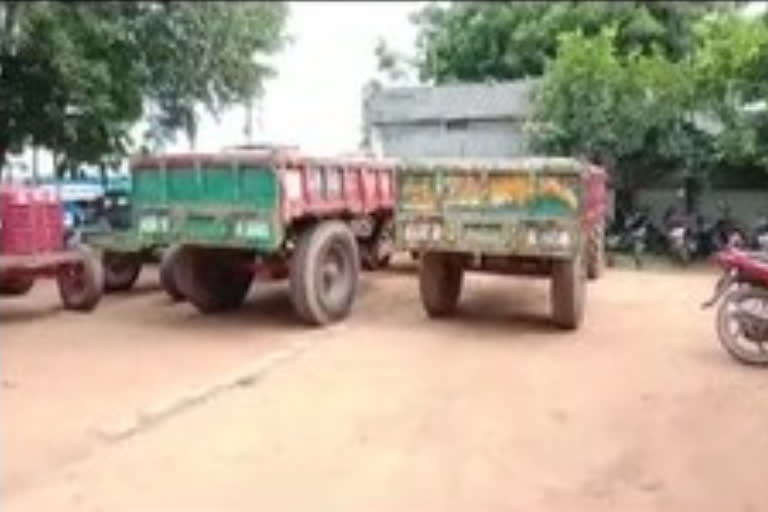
[366,79,539,125]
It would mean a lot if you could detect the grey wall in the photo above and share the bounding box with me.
[636,188,768,226]
[371,119,529,159]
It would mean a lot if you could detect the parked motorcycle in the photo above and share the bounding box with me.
[711,201,747,251]
[662,208,697,264]
[702,247,768,365]
[667,224,698,264]
[750,213,768,252]
[691,214,718,259]
[606,208,651,268]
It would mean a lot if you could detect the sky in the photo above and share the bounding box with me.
[167,1,423,156]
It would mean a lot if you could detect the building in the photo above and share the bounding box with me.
[361,79,538,159]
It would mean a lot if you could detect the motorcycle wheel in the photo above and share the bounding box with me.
[716,286,768,365]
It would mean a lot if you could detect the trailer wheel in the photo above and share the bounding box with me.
[551,249,587,330]
[419,252,463,318]
[57,244,104,312]
[103,251,142,292]
[290,220,360,326]
[586,222,605,280]
[174,247,253,314]
[361,218,394,271]
[0,275,35,296]
[159,245,185,302]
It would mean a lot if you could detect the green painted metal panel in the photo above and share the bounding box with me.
[133,166,277,209]
[130,161,281,252]
[133,171,165,203]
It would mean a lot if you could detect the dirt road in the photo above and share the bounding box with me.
[3,260,768,511]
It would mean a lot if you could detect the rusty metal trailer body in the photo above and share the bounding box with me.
[395,157,607,329]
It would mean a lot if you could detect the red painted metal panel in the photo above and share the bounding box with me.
[582,164,607,229]
[0,185,64,256]
[278,155,395,223]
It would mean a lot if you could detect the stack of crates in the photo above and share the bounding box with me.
[0,184,64,255]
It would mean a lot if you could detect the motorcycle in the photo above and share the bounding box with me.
[711,201,747,251]
[606,209,651,269]
[702,247,768,365]
[750,214,768,252]
[664,214,698,264]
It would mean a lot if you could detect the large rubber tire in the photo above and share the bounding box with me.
[716,286,768,366]
[551,249,587,330]
[586,222,605,280]
[289,221,360,326]
[0,275,35,296]
[57,244,104,312]
[103,251,142,292]
[174,247,253,314]
[159,245,185,302]
[419,252,464,318]
[361,218,394,271]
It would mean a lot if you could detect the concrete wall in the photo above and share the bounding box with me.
[370,119,529,159]
[636,188,768,226]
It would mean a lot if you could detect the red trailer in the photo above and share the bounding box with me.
[0,184,103,311]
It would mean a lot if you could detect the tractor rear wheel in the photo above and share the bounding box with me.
[290,221,360,326]
[174,247,253,314]
[551,249,587,330]
[103,251,142,292]
[587,222,605,280]
[57,244,104,312]
[159,245,185,302]
[419,252,464,318]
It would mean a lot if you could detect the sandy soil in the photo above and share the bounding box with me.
[3,259,768,511]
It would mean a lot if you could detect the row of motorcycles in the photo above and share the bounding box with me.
[606,203,768,268]
[607,202,768,366]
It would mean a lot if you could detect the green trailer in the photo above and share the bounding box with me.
[395,157,607,330]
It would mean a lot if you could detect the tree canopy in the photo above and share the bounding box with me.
[0,1,289,174]
[529,10,768,187]
[402,1,732,84]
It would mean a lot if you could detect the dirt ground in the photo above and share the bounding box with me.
[2,257,768,511]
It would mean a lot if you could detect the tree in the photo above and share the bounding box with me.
[529,10,768,193]
[399,1,731,84]
[690,13,768,171]
[528,25,710,191]
[0,1,289,175]
[140,1,289,150]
